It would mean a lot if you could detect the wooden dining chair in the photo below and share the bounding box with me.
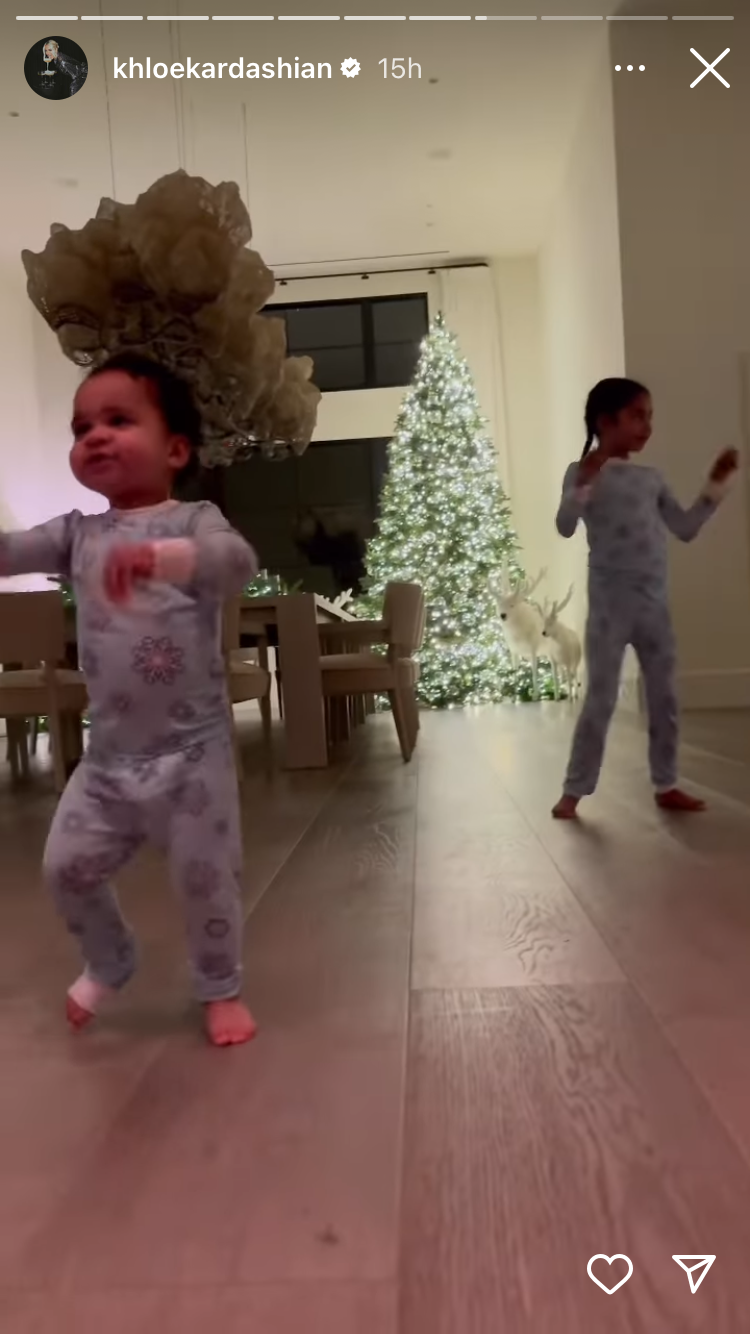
[222,598,272,777]
[0,591,88,792]
[317,582,425,762]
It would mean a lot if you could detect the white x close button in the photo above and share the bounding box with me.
[690,48,731,89]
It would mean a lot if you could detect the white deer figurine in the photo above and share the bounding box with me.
[540,586,582,701]
[332,588,354,612]
[492,563,547,699]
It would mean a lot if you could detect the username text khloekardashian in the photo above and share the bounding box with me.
[114,56,336,79]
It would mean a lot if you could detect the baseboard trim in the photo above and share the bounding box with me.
[567,669,750,712]
[677,669,750,711]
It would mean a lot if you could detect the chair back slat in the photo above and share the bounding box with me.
[382,582,425,656]
[222,597,242,657]
[0,591,66,666]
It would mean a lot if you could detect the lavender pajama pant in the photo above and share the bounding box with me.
[42,731,244,1002]
[563,575,679,799]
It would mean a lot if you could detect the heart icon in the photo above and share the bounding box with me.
[587,1253,634,1294]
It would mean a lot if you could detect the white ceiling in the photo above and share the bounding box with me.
[5,5,610,275]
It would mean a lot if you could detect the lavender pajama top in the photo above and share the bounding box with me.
[0,499,258,761]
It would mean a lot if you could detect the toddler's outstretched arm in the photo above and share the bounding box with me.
[0,513,76,579]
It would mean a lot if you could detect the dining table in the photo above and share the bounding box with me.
[57,591,355,772]
[238,593,355,769]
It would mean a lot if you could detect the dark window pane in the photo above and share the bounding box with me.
[300,441,371,507]
[283,303,363,352]
[373,341,421,388]
[310,345,366,391]
[372,296,428,345]
[225,456,296,510]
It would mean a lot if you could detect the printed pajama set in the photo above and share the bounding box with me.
[0,499,258,1001]
[556,459,722,799]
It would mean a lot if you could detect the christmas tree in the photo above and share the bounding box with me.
[360,314,552,707]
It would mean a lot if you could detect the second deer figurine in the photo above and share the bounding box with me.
[540,587,582,701]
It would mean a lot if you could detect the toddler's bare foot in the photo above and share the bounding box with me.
[66,974,115,1031]
[552,794,580,820]
[656,787,706,813]
[205,999,257,1047]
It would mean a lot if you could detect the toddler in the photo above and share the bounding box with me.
[0,352,258,1045]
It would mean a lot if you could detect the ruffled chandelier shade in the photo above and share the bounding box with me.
[21,170,321,464]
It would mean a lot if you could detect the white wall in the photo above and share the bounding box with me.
[491,257,548,579]
[611,14,750,708]
[488,57,625,649]
[0,265,38,532]
[0,262,94,586]
[0,261,106,536]
[538,55,626,639]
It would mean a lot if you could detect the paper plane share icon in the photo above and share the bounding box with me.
[672,1255,716,1294]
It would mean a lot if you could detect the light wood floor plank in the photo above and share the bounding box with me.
[0,1281,396,1334]
[472,706,750,1024]
[412,715,622,991]
[400,984,750,1334]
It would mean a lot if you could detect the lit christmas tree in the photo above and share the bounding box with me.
[360,315,554,707]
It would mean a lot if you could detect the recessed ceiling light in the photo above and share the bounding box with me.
[8,111,19,117]
[429,77,438,84]
[428,148,451,161]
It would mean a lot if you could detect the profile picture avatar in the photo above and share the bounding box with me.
[24,36,88,100]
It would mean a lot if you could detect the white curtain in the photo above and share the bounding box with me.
[437,265,509,485]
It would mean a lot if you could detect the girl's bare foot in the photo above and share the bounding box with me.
[66,993,96,1030]
[66,974,115,1031]
[552,794,580,820]
[655,787,706,813]
[205,998,257,1048]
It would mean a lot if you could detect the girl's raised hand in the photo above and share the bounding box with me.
[710,448,739,483]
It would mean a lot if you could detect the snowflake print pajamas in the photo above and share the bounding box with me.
[44,733,243,1000]
[0,500,257,1001]
[555,459,724,799]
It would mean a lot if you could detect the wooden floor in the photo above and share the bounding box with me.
[3,703,750,1330]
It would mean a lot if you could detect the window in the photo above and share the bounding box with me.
[265,294,428,393]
